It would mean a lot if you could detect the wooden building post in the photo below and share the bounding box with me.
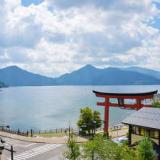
[136,97,142,110]
[128,125,132,145]
[159,131,160,146]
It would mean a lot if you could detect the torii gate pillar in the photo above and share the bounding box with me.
[104,98,109,135]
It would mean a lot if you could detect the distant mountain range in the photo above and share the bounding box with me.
[0,65,160,86]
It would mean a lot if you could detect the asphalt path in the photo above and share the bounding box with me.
[1,137,66,160]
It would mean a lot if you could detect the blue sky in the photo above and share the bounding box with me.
[0,0,160,76]
[21,0,44,6]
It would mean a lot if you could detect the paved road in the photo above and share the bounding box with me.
[1,137,66,160]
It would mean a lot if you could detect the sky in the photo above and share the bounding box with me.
[0,0,160,77]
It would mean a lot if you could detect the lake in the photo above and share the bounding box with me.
[0,85,159,131]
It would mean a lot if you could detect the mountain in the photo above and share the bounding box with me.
[55,65,98,85]
[55,65,160,85]
[0,66,55,86]
[0,65,160,86]
[125,67,160,80]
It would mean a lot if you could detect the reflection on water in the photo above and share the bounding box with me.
[0,85,159,131]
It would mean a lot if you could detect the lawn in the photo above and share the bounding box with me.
[34,131,69,137]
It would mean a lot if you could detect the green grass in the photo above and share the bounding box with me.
[34,132,69,137]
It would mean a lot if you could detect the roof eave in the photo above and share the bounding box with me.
[122,122,160,131]
[93,90,158,96]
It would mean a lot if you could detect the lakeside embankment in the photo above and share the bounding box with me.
[0,125,128,144]
[0,131,87,144]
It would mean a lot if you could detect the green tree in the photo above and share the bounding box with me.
[64,134,80,160]
[137,137,156,160]
[77,107,101,136]
[83,135,117,160]
[82,135,135,160]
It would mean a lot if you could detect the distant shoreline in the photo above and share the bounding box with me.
[2,84,160,87]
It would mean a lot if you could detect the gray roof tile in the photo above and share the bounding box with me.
[122,107,160,130]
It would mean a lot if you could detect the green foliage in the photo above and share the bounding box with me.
[120,145,136,160]
[82,135,136,160]
[152,101,160,108]
[0,81,7,88]
[65,135,158,160]
[77,107,102,135]
[82,136,98,159]
[137,137,156,160]
[64,134,80,160]
[121,139,128,145]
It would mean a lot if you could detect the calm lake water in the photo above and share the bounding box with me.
[0,85,159,131]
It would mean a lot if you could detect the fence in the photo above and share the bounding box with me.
[0,124,125,137]
[34,128,74,134]
[0,127,78,137]
[0,128,28,136]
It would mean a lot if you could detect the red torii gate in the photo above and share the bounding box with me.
[93,90,158,135]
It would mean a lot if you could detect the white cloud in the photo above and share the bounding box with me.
[0,0,160,76]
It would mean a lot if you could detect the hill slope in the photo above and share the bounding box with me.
[0,66,55,86]
[55,65,160,85]
[125,67,160,80]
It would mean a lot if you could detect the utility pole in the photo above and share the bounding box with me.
[11,146,14,160]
